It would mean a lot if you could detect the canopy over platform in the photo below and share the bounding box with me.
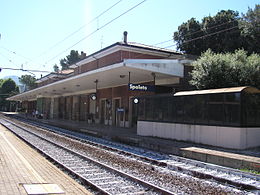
[8,59,188,101]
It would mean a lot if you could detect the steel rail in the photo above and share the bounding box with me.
[1,118,176,195]
[8,115,260,191]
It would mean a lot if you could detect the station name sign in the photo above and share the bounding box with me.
[128,83,155,92]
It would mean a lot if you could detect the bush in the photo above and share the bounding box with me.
[190,49,260,89]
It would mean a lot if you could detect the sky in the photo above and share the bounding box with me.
[0,0,258,79]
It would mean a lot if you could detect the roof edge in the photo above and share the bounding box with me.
[174,86,260,96]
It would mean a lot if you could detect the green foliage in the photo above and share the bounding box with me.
[0,78,19,111]
[19,75,37,91]
[174,6,259,55]
[173,18,203,55]
[240,4,260,53]
[190,49,260,89]
[1,78,19,94]
[202,10,242,53]
[60,50,81,70]
[240,168,260,175]
[53,64,60,73]
[60,58,68,70]
[0,79,3,87]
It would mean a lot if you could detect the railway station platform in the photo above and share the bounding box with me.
[0,123,92,195]
[3,112,260,173]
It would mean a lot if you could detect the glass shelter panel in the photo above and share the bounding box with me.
[137,88,259,127]
[243,93,260,127]
[208,94,224,125]
[224,93,241,125]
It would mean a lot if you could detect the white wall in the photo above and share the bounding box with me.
[137,121,260,149]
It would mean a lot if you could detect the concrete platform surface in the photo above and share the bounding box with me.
[181,147,260,172]
[0,124,92,195]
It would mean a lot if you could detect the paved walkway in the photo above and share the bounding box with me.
[0,124,92,195]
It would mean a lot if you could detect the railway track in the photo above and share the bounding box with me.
[8,115,260,191]
[1,116,259,194]
[0,118,173,194]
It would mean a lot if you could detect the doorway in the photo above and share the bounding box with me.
[100,99,106,124]
[113,98,121,126]
[129,96,138,127]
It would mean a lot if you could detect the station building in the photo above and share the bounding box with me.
[7,34,260,150]
[8,36,194,128]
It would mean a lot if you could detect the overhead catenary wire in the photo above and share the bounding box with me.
[0,21,239,75]
[0,0,125,75]
[153,39,172,46]
[164,25,239,49]
[154,20,238,46]
[0,67,52,73]
[2,2,239,76]
[179,20,238,38]
[46,0,147,64]
[0,52,23,70]
[37,0,124,59]
[0,46,47,69]
[122,24,240,61]
[1,46,35,63]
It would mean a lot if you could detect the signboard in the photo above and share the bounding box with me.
[117,108,125,112]
[128,83,155,92]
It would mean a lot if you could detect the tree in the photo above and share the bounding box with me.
[19,75,37,91]
[60,58,69,70]
[173,18,204,55]
[0,79,3,88]
[53,64,60,73]
[0,78,19,111]
[189,49,260,89]
[173,8,259,55]
[240,4,260,54]
[1,78,19,94]
[60,50,81,70]
[202,10,242,53]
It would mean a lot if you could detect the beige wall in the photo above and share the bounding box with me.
[137,121,260,149]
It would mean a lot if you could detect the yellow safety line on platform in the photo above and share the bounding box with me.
[0,131,45,183]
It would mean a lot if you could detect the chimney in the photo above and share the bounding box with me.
[123,31,128,44]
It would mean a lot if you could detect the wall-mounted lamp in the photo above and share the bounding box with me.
[90,93,97,101]
[133,98,139,104]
